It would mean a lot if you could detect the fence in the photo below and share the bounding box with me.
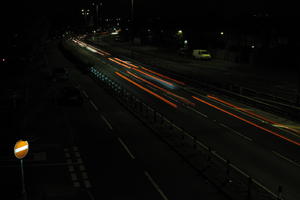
[89,65,286,200]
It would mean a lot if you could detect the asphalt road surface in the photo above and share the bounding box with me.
[0,40,230,200]
[68,38,300,200]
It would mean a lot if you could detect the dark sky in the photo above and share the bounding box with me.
[1,0,299,43]
[2,1,299,29]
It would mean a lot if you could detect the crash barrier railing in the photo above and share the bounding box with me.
[89,65,286,200]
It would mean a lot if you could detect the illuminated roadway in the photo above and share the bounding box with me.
[71,38,300,200]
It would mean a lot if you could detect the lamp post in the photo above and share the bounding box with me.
[81,9,90,27]
[93,1,102,30]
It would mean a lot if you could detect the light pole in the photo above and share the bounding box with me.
[81,9,90,27]
[93,2,102,30]
[131,0,134,25]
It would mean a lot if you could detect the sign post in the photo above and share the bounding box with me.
[14,140,29,200]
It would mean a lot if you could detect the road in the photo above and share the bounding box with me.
[0,40,229,200]
[69,38,300,200]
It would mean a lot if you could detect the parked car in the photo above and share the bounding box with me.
[57,86,83,106]
[192,49,212,60]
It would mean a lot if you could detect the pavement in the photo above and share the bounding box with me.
[0,39,232,200]
[65,38,300,200]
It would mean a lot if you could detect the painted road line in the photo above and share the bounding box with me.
[100,115,113,130]
[272,151,300,168]
[211,151,226,162]
[230,163,249,178]
[187,106,208,118]
[82,90,89,99]
[196,140,209,151]
[252,179,277,198]
[86,190,96,200]
[193,95,300,146]
[117,138,135,159]
[89,100,99,111]
[219,123,253,142]
[144,171,169,200]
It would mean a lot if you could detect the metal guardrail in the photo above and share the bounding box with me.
[88,65,286,200]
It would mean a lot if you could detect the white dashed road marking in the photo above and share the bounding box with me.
[144,171,169,200]
[117,138,135,159]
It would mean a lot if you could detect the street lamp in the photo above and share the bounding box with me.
[81,9,90,27]
[92,1,103,30]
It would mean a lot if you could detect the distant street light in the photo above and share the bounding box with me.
[220,31,224,35]
[178,30,183,34]
[81,9,90,27]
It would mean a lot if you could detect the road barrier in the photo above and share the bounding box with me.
[88,65,286,200]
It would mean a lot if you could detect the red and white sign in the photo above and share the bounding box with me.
[14,140,29,159]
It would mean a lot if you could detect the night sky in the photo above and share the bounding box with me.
[1,0,299,50]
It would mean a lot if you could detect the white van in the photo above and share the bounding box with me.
[192,49,212,60]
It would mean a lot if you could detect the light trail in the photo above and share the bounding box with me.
[115,72,178,108]
[192,96,300,146]
[141,67,186,85]
[108,58,131,69]
[113,58,139,68]
[131,68,174,88]
[127,71,194,106]
[207,95,300,134]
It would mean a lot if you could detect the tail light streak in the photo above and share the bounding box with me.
[113,58,139,68]
[207,95,300,135]
[142,67,186,86]
[109,58,131,69]
[131,68,174,88]
[115,72,177,108]
[127,71,194,106]
[192,96,300,146]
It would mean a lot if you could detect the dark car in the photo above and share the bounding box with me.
[57,86,83,106]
